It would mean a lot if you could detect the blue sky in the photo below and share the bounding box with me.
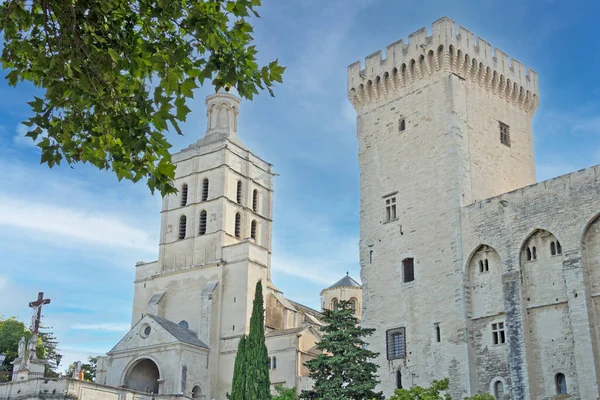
[1,0,600,370]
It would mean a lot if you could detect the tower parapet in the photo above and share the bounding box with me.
[348,17,539,113]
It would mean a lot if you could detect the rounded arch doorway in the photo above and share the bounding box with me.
[124,358,160,394]
[192,385,203,399]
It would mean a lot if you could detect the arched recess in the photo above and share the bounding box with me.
[123,357,161,394]
[582,214,600,381]
[465,245,510,394]
[191,385,203,399]
[520,229,575,399]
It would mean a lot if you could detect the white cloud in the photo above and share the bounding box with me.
[13,124,40,148]
[0,194,156,253]
[71,322,130,332]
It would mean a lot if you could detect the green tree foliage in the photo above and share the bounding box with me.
[227,335,247,400]
[301,300,384,400]
[273,386,298,400]
[66,356,98,381]
[0,317,60,379]
[245,280,271,399]
[0,0,285,196]
[387,379,494,400]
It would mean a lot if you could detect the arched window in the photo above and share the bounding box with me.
[250,220,257,240]
[252,189,259,212]
[532,246,537,260]
[484,259,489,271]
[550,241,556,256]
[396,369,402,389]
[234,213,241,238]
[556,373,567,394]
[479,260,484,273]
[181,184,188,206]
[202,178,209,201]
[178,320,189,329]
[350,298,357,313]
[272,356,277,370]
[199,210,207,235]
[179,215,187,240]
[191,386,202,399]
[236,180,242,204]
[332,298,338,310]
[556,241,562,254]
[493,380,504,399]
[526,247,532,261]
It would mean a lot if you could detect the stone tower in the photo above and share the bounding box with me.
[348,17,539,398]
[97,90,275,398]
[320,273,363,320]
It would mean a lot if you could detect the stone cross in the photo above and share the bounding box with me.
[28,292,50,335]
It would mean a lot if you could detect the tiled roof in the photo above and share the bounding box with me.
[147,314,209,349]
[265,327,305,338]
[327,274,361,290]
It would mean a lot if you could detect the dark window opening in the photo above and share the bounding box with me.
[403,258,415,282]
[550,241,556,256]
[235,213,241,238]
[556,241,562,255]
[332,298,338,311]
[435,324,441,342]
[202,178,209,201]
[479,260,484,273]
[399,118,406,132]
[556,373,567,394]
[396,370,402,389]
[499,122,511,147]
[252,189,259,212]
[250,220,257,240]
[350,299,357,314]
[532,246,537,260]
[272,356,277,370]
[181,184,188,207]
[526,247,532,261]
[386,327,406,360]
[484,259,489,272]
[236,180,242,204]
[199,211,207,235]
[178,215,187,240]
[369,250,373,264]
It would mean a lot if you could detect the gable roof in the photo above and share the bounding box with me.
[147,315,209,349]
[327,274,361,290]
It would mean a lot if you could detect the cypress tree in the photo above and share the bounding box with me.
[228,335,247,400]
[301,300,384,400]
[245,280,271,399]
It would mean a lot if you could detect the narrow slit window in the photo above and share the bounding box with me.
[178,215,187,240]
[479,260,484,273]
[499,122,511,147]
[252,189,259,212]
[369,250,373,264]
[556,241,562,255]
[199,210,207,235]
[484,259,489,272]
[181,184,188,207]
[550,241,556,256]
[435,324,441,342]
[396,369,402,389]
[235,213,241,238]
[403,258,415,282]
[526,247,532,261]
[250,220,257,240]
[532,246,537,260]
[272,356,277,370]
[236,180,242,204]
[399,118,406,132]
[202,178,209,201]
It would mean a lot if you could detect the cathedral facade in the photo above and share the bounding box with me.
[348,17,600,400]
[94,91,362,399]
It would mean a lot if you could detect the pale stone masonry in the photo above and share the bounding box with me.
[349,16,600,400]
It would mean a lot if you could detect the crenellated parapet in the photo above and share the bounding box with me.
[347,17,539,114]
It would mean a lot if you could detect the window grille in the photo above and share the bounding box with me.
[403,258,415,282]
[386,327,406,360]
[199,211,207,235]
[178,215,187,240]
[499,122,511,147]
[181,184,188,207]
[385,197,397,221]
[492,322,505,345]
[235,213,241,238]
[236,180,242,204]
[202,178,209,201]
[252,189,259,212]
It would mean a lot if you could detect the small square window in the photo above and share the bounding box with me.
[499,122,511,147]
[399,118,406,132]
